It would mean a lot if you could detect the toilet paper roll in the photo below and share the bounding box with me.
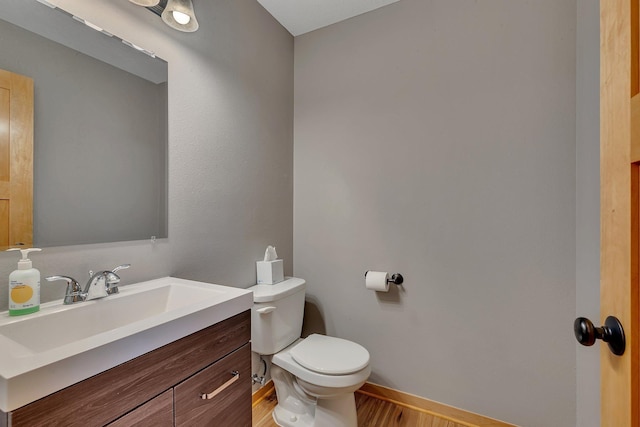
[366,271,389,292]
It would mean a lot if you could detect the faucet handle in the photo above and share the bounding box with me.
[105,264,130,295]
[46,275,84,305]
[112,264,131,274]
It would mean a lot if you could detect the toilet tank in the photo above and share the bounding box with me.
[248,277,306,355]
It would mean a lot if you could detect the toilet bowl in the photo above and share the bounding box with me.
[249,278,371,427]
[272,335,370,427]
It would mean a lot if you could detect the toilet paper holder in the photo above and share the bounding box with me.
[364,271,404,285]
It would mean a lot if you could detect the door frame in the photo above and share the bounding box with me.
[600,0,639,424]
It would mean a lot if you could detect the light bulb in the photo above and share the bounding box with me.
[162,0,199,32]
[172,11,191,25]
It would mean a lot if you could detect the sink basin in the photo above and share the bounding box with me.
[0,281,226,353]
[0,277,252,412]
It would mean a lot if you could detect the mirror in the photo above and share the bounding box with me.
[0,0,168,248]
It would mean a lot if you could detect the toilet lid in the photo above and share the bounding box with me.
[290,334,370,375]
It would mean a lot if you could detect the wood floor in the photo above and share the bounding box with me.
[253,388,467,427]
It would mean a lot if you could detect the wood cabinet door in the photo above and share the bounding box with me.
[107,390,173,427]
[175,344,251,427]
[0,68,33,247]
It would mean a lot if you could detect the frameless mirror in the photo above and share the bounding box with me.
[0,0,168,248]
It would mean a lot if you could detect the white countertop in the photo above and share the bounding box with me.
[0,277,252,412]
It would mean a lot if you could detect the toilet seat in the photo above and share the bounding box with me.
[272,338,371,389]
[290,334,370,375]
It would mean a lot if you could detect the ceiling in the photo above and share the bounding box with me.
[255,0,400,36]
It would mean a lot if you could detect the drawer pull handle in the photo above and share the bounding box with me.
[200,371,240,400]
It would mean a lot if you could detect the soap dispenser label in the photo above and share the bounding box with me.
[9,278,40,311]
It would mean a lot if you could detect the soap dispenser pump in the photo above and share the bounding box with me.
[7,248,42,316]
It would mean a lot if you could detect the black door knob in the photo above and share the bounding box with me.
[574,316,625,356]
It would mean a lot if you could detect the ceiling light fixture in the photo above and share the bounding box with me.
[128,0,160,6]
[161,0,198,32]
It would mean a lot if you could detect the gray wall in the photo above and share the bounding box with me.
[0,17,167,247]
[0,0,293,307]
[293,0,577,426]
[0,0,601,424]
[576,0,600,425]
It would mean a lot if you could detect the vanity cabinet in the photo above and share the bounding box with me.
[2,310,251,427]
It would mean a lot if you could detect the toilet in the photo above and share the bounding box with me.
[249,277,370,427]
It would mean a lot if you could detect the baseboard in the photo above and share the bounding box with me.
[356,382,518,427]
[252,380,275,407]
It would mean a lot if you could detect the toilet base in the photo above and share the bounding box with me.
[314,393,358,427]
[270,364,359,427]
[272,404,314,427]
[272,393,357,427]
[271,364,316,427]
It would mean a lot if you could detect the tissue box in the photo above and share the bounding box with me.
[256,260,284,284]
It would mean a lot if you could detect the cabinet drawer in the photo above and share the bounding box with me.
[175,343,251,427]
[108,389,173,427]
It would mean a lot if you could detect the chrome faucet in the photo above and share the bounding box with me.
[46,264,131,304]
[87,264,130,297]
[45,276,84,305]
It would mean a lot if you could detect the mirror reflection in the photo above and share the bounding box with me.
[0,1,168,248]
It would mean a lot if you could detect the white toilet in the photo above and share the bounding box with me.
[249,277,370,427]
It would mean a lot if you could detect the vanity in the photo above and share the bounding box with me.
[0,278,253,427]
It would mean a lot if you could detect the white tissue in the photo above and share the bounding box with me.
[257,246,283,284]
[365,271,390,292]
[263,246,278,261]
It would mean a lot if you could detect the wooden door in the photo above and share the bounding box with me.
[0,68,33,248]
[600,0,640,425]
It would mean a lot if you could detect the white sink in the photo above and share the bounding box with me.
[0,277,252,412]
[0,282,227,353]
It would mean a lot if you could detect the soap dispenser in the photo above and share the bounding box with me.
[7,248,42,316]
